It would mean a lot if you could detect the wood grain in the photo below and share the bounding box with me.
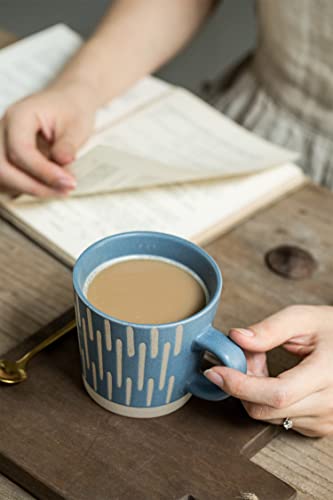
[0,28,332,500]
[0,218,72,500]
[253,433,333,500]
[0,220,72,356]
[203,183,333,500]
[0,320,296,500]
[0,476,34,500]
[0,183,332,499]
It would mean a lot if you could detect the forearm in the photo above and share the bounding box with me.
[49,0,215,107]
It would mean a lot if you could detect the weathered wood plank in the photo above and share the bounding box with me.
[253,433,333,500]
[0,319,295,500]
[0,219,73,355]
[0,475,34,500]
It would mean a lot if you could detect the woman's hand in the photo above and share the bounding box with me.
[0,82,96,197]
[0,0,215,198]
[205,305,333,437]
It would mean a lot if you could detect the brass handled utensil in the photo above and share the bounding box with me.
[0,319,76,385]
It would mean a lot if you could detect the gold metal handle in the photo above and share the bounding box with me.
[18,319,76,366]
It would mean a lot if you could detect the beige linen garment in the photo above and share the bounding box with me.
[210,0,333,189]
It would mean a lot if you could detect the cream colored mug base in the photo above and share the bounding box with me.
[83,378,192,418]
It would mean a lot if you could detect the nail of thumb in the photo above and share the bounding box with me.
[230,328,254,337]
[51,139,76,165]
[204,369,224,387]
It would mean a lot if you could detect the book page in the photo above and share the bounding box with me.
[93,77,171,131]
[67,89,298,196]
[65,146,216,196]
[0,24,171,130]
[1,24,297,199]
[1,164,305,265]
[0,25,81,118]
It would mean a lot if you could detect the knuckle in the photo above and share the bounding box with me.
[25,187,37,197]
[7,146,19,164]
[8,139,33,161]
[34,166,60,187]
[28,184,53,198]
[230,377,244,397]
[272,387,290,409]
[25,183,42,197]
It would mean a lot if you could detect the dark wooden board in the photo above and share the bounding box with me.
[0,310,295,500]
[2,182,333,500]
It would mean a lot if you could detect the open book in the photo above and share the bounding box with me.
[0,25,305,265]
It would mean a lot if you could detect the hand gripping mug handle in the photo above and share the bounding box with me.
[187,326,247,401]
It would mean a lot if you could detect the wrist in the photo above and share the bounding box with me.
[48,77,103,113]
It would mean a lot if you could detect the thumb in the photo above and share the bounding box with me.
[51,129,84,165]
[229,305,320,353]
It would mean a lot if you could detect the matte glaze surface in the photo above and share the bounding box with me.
[73,231,246,417]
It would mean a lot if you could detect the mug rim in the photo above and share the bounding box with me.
[73,231,223,329]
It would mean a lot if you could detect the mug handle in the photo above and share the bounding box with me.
[187,326,247,401]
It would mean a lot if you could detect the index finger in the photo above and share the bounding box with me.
[5,112,76,190]
[205,354,326,409]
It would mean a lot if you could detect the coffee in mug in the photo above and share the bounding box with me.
[84,257,207,324]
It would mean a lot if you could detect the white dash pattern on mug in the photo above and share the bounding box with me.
[104,319,112,351]
[166,376,175,403]
[92,362,97,391]
[126,377,132,405]
[174,325,183,356]
[116,338,123,388]
[138,343,146,391]
[86,307,94,341]
[107,371,112,400]
[97,330,104,381]
[126,326,135,357]
[150,327,159,358]
[159,342,171,390]
[146,378,154,406]
[75,294,81,327]
[82,317,90,370]
[80,348,86,378]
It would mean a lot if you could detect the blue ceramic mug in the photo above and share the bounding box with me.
[73,231,246,418]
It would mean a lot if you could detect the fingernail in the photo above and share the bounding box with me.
[60,153,75,164]
[204,369,224,386]
[230,328,254,337]
[55,177,77,190]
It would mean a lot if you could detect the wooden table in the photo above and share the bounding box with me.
[0,31,332,500]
